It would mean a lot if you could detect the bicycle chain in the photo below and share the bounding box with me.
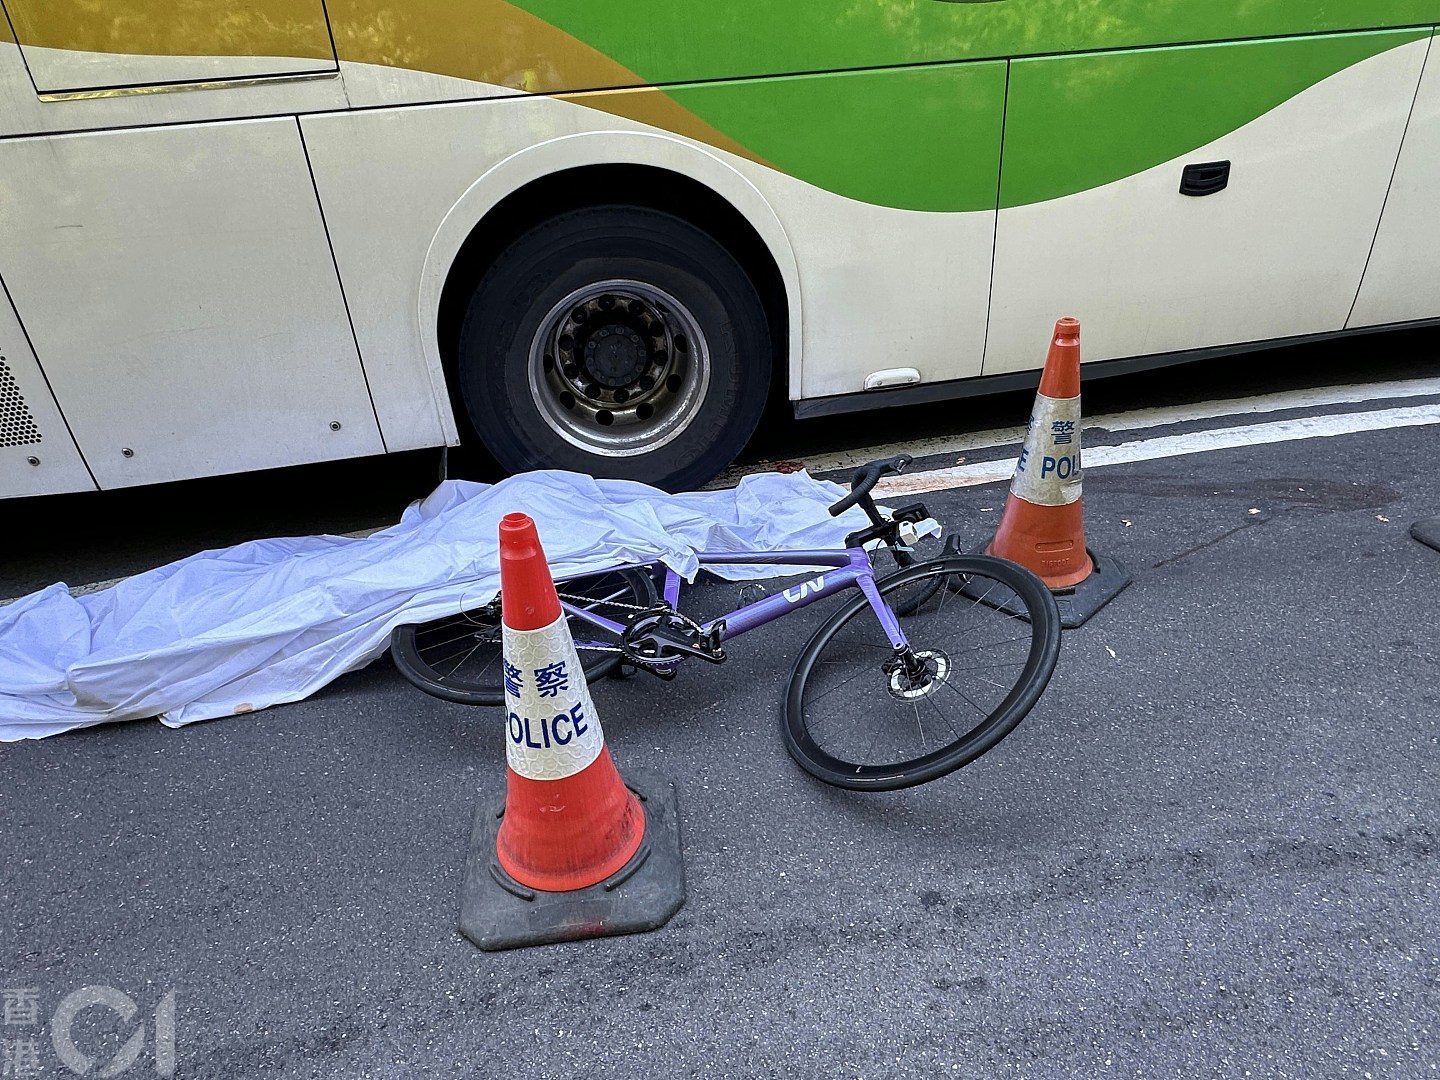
[553,589,651,655]
[555,592,692,677]
[556,591,653,613]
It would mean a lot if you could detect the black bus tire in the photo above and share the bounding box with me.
[457,205,772,492]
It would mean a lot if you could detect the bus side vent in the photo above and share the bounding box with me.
[0,356,43,448]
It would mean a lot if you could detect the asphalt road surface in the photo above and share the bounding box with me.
[2,331,1439,1078]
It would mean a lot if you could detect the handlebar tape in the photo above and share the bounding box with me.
[828,454,913,516]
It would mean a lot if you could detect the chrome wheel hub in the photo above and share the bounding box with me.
[886,649,952,701]
[528,279,711,456]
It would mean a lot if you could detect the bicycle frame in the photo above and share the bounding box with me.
[563,547,910,656]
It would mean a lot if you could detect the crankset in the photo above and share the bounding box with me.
[621,606,727,673]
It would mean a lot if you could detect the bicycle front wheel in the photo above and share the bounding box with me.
[783,556,1061,791]
[390,568,656,706]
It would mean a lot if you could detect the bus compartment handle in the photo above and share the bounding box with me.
[1180,160,1231,197]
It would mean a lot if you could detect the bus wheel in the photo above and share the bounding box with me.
[457,205,772,492]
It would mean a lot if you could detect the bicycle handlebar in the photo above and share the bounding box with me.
[827,454,913,516]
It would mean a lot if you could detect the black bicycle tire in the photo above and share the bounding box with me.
[390,568,657,706]
[783,555,1061,791]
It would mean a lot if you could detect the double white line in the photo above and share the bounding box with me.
[832,377,1440,497]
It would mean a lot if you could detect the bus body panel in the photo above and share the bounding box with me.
[301,96,805,440]
[0,280,95,498]
[0,119,385,489]
[655,64,1005,396]
[984,34,1427,375]
[1350,33,1440,328]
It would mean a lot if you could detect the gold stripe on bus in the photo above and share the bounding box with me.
[328,0,633,94]
[330,0,769,164]
[558,87,767,167]
[4,0,334,62]
[8,0,764,169]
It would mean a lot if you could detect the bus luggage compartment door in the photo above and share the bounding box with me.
[0,118,384,490]
[983,30,1429,374]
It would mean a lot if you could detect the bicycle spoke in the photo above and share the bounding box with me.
[938,675,993,718]
[804,662,881,708]
[410,636,489,668]
[417,623,498,652]
[925,693,964,741]
[440,637,492,681]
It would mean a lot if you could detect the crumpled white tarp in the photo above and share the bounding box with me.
[1,470,871,740]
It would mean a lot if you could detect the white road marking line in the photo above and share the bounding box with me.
[719,376,1440,483]
[875,404,1440,497]
[1086,376,1440,434]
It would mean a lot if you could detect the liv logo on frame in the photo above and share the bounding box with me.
[1,985,176,1077]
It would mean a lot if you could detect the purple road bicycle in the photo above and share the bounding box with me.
[392,456,1062,790]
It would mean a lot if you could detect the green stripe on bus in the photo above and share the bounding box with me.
[999,30,1427,208]
[508,0,1440,81]
[666,63,1006,213]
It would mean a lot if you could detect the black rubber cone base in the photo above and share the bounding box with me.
[459,767,685,952]
[961,548,1131,629]
[1050,549,1132,629]
[1411,516,1440,553]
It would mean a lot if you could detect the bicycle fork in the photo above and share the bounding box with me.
[855,571,925,676]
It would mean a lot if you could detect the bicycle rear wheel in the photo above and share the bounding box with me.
[783,555,1061,790]
[390,568,656,706]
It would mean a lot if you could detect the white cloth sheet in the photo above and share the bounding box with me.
[0,470,870,739]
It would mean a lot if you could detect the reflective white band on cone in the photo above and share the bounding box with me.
[502,616,605,781]
[1010,392,1083,507]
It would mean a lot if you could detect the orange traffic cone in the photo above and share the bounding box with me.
[493,512,644,889]
[987,318,1130,628]
[458,513,684,950]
